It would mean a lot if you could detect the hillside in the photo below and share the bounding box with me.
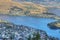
[0,0,47,15]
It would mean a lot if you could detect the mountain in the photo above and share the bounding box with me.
[13,0,60,2]
[0,0,47,15]
[13,0,60,8]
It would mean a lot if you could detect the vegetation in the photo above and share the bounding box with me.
[27,32,41,40]
[43,12,56,15]
[25,11,30,15]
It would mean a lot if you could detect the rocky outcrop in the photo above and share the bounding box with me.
[0,21,59,40]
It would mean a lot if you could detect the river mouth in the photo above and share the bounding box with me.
[0,15,60,39]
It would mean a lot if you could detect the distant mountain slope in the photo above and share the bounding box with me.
[13,0,60,9]
[0,0,47,15]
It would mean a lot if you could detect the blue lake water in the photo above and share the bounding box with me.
[0,15,60,39]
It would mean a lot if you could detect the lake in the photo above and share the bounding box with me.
[0,15,60,39]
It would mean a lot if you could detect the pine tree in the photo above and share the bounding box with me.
[27,32,41,40]
[27,35,32,40]
[35,32,41,40]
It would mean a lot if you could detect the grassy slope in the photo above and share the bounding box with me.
[0,0,47,15]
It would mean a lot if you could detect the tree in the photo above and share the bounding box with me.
[25,11,30,15]
[35,32,41,40]
[27,32,41,40]
[10,34,15,40]
[27,35,32,40]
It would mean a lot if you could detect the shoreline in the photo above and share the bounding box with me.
[0,14,60,20]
